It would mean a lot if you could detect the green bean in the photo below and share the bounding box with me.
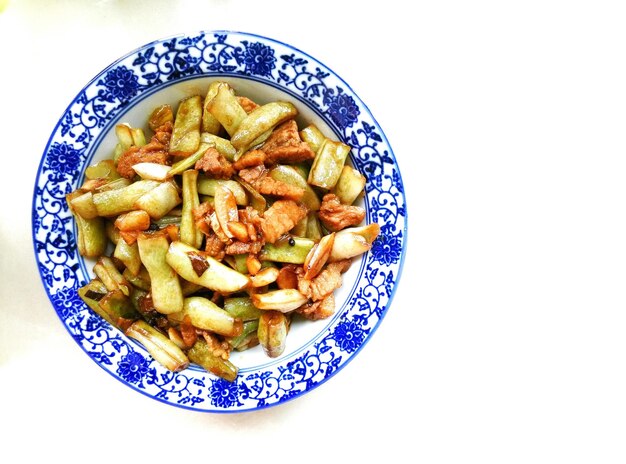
[260,237,315,264]
[180,170,203,249]
[169,296,243,337]
[123,266,151,291]
[170,95,202,156]
[165,241,250,293]
[137,233,184,314]
[113,238,141,276]
[258,311,289,358]
[93,256,131,296]
[230,102,297,150]
[73,213,107,258]
[202,81,223,135]
[308,139,351,190]
[134,181,181,220]
[197,177,248,205]
[166,142,213,177]
[228,320,259,350]
[78,279,114,325]
[200,132,237,161]
[206,82,248,137]
[85,159,121,182]
[98,289,142,321]
[92,180,160,217]
[332,165,366,205]
[269,165,321,210]
[187,339,238,382]
[299,124,326,153]
[223,296,264,321]
[125,320,189,372]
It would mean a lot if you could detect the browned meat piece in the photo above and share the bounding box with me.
[297,259,352,301]
[200,331,231,360]
[239,206,263,242]
[238,165,304,201]
[192,202,213,235]
[116,147,170,179]
[296,294,335,320]
[152,121,173,145]
[237,96,260,114]
[195,147,234,179]
[261,120,315,164]
[260,200,308,243]
[318,193,366,231]
[232,149,266,171]
[179,315,198,348]
[204,233,225,260]
[116,122,173,179]
[225,240,263,255]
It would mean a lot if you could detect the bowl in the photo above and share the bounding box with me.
[32,30,407,412]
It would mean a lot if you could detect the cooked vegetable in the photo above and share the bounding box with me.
[70,80,380,382]
[260,237,315,264]
[269,165,321,210]
[68,200,107,258]
[93,256,131,296]
[180,170,203,249]
[188,339,238,382]
[202,81,223,135]
[126,320,189,372]
[223,296,263,321]
[134,181,181,220]
[132,162,172,181]
[332,165,366,205]
[169,297,243,337]
[228,320,260,351]
[328,223,381,262]
[230,102,298,150]
[137,233,183,314]
[206,82,247,136]
[169,95,202,156]
[200,133,237,161]
[251,289,308,312]
[258,311,289,358]
[299,124,326,153]
[69,191,98,219]
[113,238,141,276]
[92,180,160,217]
[197,177,247,205]
[167,142,211,177]
[308,139,351,189]
[165,241,250,293]
[114,210,151,231]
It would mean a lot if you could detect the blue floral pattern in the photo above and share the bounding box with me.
[371,224,403,265]
[209,379,245,408]
[325,88,360,130]
[100,66,140,102]
[45,142,82,179]
[242,41,276,77]
[32,31,407,412]
[117,351,151,385]
[333,320,367,353]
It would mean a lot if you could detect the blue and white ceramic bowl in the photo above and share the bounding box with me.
[32,31,407,412]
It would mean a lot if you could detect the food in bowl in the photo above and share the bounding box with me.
[66,81,380,382]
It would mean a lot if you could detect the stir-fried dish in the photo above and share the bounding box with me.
[66,81,379,381]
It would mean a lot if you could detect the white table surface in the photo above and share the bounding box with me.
[2,1,625,462]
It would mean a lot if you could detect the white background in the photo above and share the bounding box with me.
[1,1,625,462]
